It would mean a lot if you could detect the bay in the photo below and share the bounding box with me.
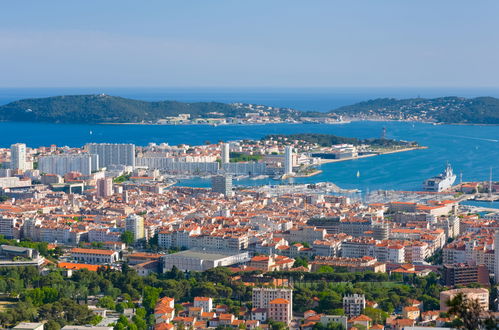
[1,120,497,192]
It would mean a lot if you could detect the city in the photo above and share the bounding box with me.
[0,141,498,329]
[2,1,499,330]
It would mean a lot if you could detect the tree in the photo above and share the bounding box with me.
[363,307,388,324]
[446,293,497,329]
[121,231,135,245]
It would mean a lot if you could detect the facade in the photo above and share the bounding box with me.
[70,248,120,264]
[10,143,28,171]
[194,297,213,313]
[162,250,250,272]
[343,294,366,317]
[96,177,113,198]
[442,263,489,287]
[252,288,293,310]
[211,175,233,197]
[38,154,98,176]
[86,143,135,168]
[268,298,292,325]
[439,288,489,312]
[495,230,499,283]
[125,214,145,241]
[221,143,230,164]
[284,146,293,175]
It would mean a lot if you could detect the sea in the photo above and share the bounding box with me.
[1,87,498,207]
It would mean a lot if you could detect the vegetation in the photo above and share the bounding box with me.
[446,293,498,329]
[120,231,135,246]
[0,95,299,123]
[0,263,447,329]
[113,174,131,183]
[264,133,417,147]
[331,96,499,124]
[229,152,263,163]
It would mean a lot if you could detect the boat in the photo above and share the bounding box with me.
[422,163,457,192]
[356,170,360,178]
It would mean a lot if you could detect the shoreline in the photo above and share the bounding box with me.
[319,146,427,164]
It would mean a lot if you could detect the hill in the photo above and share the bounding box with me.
[329,96,499,124]
[0,94,299,123]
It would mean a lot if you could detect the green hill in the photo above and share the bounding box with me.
[0,94,297,123]
[330,96,499,124]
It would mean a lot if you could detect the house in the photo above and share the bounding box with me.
[348,314,372,329]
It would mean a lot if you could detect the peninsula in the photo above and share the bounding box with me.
[1,94,498,124]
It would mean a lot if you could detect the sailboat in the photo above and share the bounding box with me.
[356,170,360,178]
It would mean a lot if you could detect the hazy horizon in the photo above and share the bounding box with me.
[2,1,499,88]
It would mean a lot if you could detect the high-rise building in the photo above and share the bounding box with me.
[96,178,113,198]
[221,143,230,164]
[495,230,499,283]
[252,287,293,309]
[343,294,365,316]
[38,154,98,176]
[86,143,135,168]
[125,214,145,241]
[10,143,28,171]
[284,146,293,175]
[211,175,233,197]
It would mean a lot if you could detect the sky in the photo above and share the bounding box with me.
[1,0,499,88]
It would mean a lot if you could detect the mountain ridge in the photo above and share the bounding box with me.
[0,94,498,124]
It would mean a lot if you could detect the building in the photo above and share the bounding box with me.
[125,214,145,241]
[10,143,28,171]
[211,175,233,197]
[86,143,135,168]
[249,254,295,272]
[70,248,120,264]
[284,146,293,175]
[319,316,348,329]
[268,298,292,325]
[13,323,44,330]
[194,297,213,313]
[442,263,489,287]
[96,177,113,198]
[221,143,230,164]
[343,294,365,317]
[38,154,98,176]
[162,249,250,272]
[252,287,293,310]
[439,288,489,312]
[495,230,499,284]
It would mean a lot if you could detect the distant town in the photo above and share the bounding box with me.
[0,139,497,330]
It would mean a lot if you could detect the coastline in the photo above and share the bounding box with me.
[319,146,427,164]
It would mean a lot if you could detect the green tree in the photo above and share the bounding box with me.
[121,231,135,245]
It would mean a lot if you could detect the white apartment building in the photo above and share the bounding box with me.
[193,297,213,313]
[38,154,98,176]
[10,143,28,171]
[0,216,21,239]
[341,239,376,258]
[252,287,293,321]
[125,214,144,241]
[343,294,365,317]
[86,143,135,168]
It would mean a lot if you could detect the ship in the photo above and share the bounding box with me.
[422,163,456,192]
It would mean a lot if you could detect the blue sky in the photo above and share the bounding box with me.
[1,0,499,88]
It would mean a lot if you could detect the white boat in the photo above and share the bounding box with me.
[423,163,457,192]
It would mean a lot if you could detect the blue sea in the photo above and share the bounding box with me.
[0,87,498,196]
